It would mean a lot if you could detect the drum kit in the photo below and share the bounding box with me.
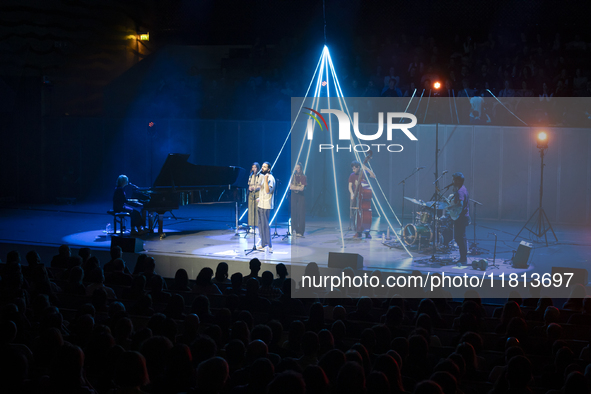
[401,197,454,249]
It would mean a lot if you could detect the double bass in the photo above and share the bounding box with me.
[352,151,373,233]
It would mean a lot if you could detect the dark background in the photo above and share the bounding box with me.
[0,0,589,212]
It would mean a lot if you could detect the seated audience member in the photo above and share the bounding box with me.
[143,257,158,285]
[133,254,148,275]
[348,297,376,322]
[25,250,49,281]
[104,245,130,275]
[259,270,283,300]
[78,247,92,265]
[228,272,245,296]
[273,263,289,288]
[568,296,591,325]
[129,294,154,317]
[305,302,326,332]
[239,278,271,313]
[50,244,71,268]
[163,293,186,320]
[531,306,560,337]
[192,267,222,295]
[105,258,134,287]
[49,342,97,393]
[213,262,231,287]
[5,250,21,265]
[121,274,144,299]
[149,275,172,304]
[86,268,116,299]
[414,380,444,394]
[113,351,150,394]
[243,258,262,283]
[25,250,42,267]
[83,256,100,279]
[64,266,86,296]
[268,371,305,394]
[196,357,229,394]
[170,268,191,292]
[563,284,586,311]
[526,297,553,321]
[63,255,83,279]
[191,295,215,323]
[495,301,522,334]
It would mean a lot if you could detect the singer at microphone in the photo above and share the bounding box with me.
[247,162,262,230]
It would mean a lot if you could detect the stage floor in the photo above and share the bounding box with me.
[0,202,589,284]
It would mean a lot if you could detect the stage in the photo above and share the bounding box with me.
[1,202,589,289]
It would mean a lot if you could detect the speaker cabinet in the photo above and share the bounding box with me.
[551,267,588,286]
[512,241,533,268]
[328,252,364,270]
[111,236,144,253]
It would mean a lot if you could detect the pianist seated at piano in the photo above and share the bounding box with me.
[113,174,146,235]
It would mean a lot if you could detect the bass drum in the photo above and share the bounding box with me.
[403,223,433,246]
[438,216,454,246]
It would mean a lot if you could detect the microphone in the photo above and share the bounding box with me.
[443,182,454,189]
[417,166,425,170]
[128,183,139,189]
[442,170,449,175]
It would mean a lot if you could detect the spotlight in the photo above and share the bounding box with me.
[147,121,157,136]
[433,81,441,89]
[537,131,548,149]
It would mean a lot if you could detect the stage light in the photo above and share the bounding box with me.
[537,131,548,149]
[433,81,441,89]
[147,121,157,136]
[138,32,149,41]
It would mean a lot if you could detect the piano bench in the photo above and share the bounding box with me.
[107,210,130,234]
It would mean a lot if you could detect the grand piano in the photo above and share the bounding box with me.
[138,153,248,237]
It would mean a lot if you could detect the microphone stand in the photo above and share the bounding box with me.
[272,178,282,239]
[398,167,423,233]
[282,218,292,240]
[245,200,259,255]
[487,232,499,269]
[429,171,448,263]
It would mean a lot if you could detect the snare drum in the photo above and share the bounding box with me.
[403,223,433,245]
[419,210,432,224]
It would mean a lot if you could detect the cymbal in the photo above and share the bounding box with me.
[404,196,424,206]
[424,201,449,210]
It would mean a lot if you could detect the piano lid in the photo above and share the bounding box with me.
[152,153,247,189]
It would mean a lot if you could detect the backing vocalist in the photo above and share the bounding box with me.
[247,162,261,231]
